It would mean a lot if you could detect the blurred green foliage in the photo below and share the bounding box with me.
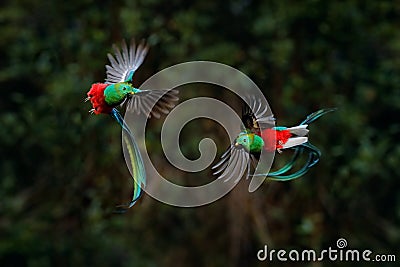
[0,0,399,266]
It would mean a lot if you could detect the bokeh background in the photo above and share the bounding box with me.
[1,0,399,266]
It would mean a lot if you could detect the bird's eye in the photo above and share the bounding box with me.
[123,88,126,91]
[243,139,247,143]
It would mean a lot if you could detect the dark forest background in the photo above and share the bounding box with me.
[0,0,399,266]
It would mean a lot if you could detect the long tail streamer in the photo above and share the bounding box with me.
[265,142,321,181]
[110,108,146,212]
[260,108,336,181]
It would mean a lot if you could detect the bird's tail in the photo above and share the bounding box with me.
[266,108,336,180]
[300,108,337,126]
[267,142,321,181]
[287,125,309,136]
[286,108,337,138]
[110,108,146,213]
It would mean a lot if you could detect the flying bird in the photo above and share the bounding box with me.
[212,96,335,183]
[86,39,179,212]
[87,39,178,117]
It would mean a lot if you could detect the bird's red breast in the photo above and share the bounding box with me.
[87,83,113,114]
[260,129,292,152]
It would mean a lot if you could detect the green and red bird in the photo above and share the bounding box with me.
[213,96,335,182]
[86,39,178,212]
[87,39,178,117]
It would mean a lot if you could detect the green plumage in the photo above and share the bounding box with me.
[104,82,139,106]
[236,133,264,153]
[249,134,264,153]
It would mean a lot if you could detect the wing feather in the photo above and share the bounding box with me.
[212,145,249,182]
[242,95,275,132]
[126,89,179,118]
[220,150,241,182]
[105,39,149,84]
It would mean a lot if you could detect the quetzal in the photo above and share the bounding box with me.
[87,39,178,117]
[86,39,179,212]
[212,96,335,183]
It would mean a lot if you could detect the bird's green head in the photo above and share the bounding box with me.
[235,133,264,153]
[104,82,135,106]
[235,133,252,151]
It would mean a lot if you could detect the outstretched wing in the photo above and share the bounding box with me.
[105,39,149,84]
[110,108,146,212]
[211,96,274,182]
[242,95,275,133]
[126,89,179,119]
[212,144,251,183]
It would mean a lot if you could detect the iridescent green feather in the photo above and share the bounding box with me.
[300,108,337,125]
[110,108,146,212]
[266,142,321,181]
[104,83,134,106]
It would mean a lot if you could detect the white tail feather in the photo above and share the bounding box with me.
[282,137,308,149]
[287,125,309,136]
